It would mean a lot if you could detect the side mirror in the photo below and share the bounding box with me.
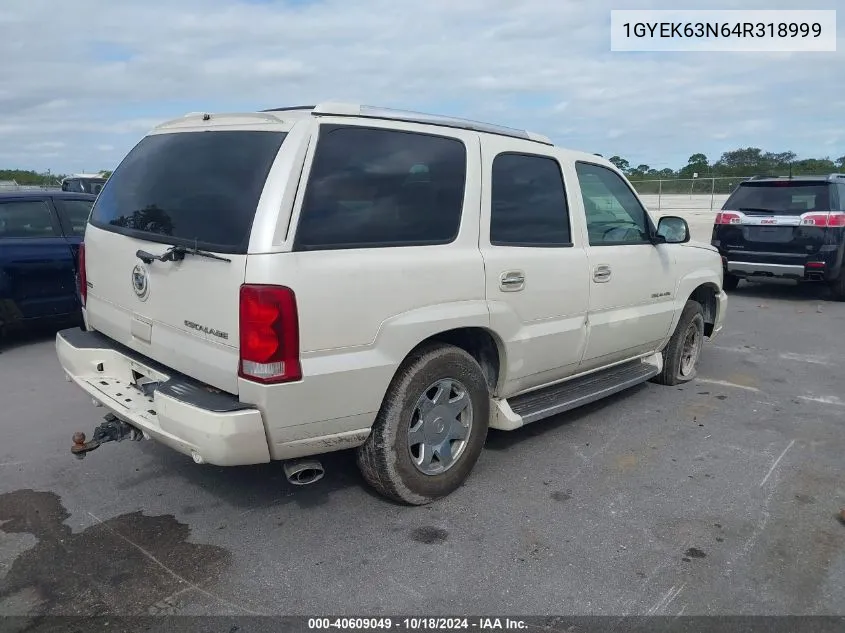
[656,216,690,244]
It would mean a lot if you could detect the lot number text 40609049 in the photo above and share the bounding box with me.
[307,618,529,631]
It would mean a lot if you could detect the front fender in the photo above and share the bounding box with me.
[664,264,724,346]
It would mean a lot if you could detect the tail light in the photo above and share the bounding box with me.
[715,211,742,225]
[806,262,826,269]
[800,212,845,227]
[77,243,87,307]
[238,284,301,384]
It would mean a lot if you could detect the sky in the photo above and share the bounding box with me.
[0,0,842,175]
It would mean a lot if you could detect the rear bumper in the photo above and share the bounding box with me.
[717,245,844,282]
[56,328,271,466]
[726,261,806,279]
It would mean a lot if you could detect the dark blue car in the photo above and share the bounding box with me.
[0,190,95,336]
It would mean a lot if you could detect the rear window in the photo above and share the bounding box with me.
[0,200,59,238]
[89,131,287,253]
[725,182,833,215]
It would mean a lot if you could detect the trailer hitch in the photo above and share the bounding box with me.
[71,413,144,459]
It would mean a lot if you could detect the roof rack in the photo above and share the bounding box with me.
[258,102,553,145]
[261,105,317,112]
[748,173,845,181]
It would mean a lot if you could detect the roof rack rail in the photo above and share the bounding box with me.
[261,105,317,112]
[306,102,553,145]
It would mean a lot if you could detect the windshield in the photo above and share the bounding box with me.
[724,182,832,215]
[89,130,287,253]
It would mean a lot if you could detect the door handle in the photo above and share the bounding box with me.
[499,271,525,292]
[593,265,612,283]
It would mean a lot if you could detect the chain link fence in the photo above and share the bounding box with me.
[0,179,62,192]
[629,173,839,212]
[628,176,748,212]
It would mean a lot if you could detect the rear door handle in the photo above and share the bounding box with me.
[499,270,525,292]
[593,265,612,283]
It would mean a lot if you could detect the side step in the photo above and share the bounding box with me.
[507,359,660,426]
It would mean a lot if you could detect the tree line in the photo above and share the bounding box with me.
[3,147,844,190]
[0,169,112,186]
[610,148,845,182]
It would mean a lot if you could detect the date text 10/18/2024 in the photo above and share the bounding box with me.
[308,618,528,631]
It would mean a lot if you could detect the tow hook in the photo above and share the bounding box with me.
[71,413,144,459]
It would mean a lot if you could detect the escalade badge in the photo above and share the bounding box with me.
[184,320,229,340]
[131,263,150,301]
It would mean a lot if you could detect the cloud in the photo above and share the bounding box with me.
[1,0,842,172]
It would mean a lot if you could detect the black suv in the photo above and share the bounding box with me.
[711,174,845,300]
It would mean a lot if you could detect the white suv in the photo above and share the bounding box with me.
[57,103,727,505]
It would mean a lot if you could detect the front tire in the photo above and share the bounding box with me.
[652,300,705,386]
[357,343,490,505]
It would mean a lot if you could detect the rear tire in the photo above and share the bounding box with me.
[652,301,705,386]
[722,273,740,292]
[829,274,845,302]
[357,343,490,505]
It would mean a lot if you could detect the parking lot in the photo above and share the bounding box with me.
[1,206,843,617]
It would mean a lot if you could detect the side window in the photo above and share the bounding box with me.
[54,198,93,236]
[838,184,845,212]
[490,153,571,246]
[0,200,59,238]
[295,126,467,250]
[574,162,651,246]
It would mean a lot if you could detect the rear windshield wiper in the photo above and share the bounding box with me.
[737,207,786,214]
[136,244,231,264]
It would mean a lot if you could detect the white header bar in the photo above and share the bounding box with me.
[611,10,837,52]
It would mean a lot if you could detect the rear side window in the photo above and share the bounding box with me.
[295,125,467,250]
[89,131,287,253]
[725,182,832,215]
[0,200,59,238]
[490,153,571,246]
[54,198,93,236]
[87,180,106,195]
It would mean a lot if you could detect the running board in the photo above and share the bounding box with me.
[504,359,660,427]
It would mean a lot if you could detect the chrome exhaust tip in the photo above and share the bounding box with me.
[283,459,325,486]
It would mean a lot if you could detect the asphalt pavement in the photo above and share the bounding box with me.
[1,281,844,617]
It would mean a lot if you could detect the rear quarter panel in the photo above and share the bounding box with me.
[238,121,489,456]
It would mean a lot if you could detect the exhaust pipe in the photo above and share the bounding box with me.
[283,459,325,486]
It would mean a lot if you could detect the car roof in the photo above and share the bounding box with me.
[743,174,845,184]
[0,190,97,200]
[171,102,554,146]
[154,102,619,171]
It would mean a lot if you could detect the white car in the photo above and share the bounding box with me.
[57,103,727,505]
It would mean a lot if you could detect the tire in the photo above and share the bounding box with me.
[722,273,740,292]
[652,300,705,386]
[829,274,845,302]
[356,342,490,505]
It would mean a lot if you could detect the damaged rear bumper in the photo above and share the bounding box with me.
[56,327,271,466]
